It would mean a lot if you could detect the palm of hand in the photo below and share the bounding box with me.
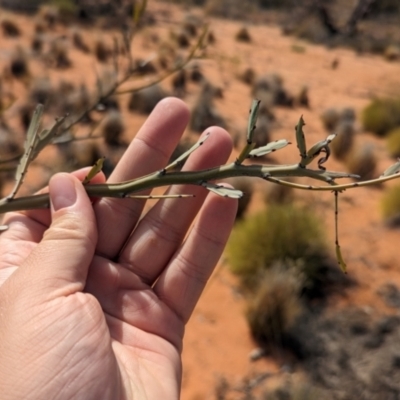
[0,99,236,400]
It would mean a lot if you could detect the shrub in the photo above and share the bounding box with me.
[172,29,190,48]
[251,114,272,149]
[236,67,256,85]
[227,203,329,290]
[48,0,77,20]
[59,83,91,118]
[320,108,340,132]
[340,107,356,124]
[189,64,204,82]
[189,84,226,133]
[252,73,293,108]
[48,39,71,68]
[10,48,29,79]
[362,97,400,137]
[331,121,355,161]
[381,185,400,226]
[294,85,310,108]
[94,39,111,63]
[171,69,186,97]
[225,177,254,220]
[345,144,377,181]
[1,18,21,37]
[101,111,125,146]
[204,0,255,19]
[235,26,251,43]
[386,127,400,158]
[246,265,303,350]
[384,45,400,62]
[263,180,294,205]
[31,34,44,54]
[29,77,54,105]
[71,29,90,53]
[128,84,169,115]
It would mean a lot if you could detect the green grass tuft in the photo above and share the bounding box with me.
[386,127,400,158]
[381,185,400,224]
[362,97,400,137]
[226,203,329,290]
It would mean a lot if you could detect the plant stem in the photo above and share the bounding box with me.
[1,159,394,214]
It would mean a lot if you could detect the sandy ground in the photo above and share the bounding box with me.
[2,2,400,399]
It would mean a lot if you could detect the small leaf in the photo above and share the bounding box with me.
[381,159,400,177]
[321,171,359,180]
[335,244,347,273]
[83,157,105,184]
[165,132,210,171]
[248,139,290,158]
[303,134,335,167]
[295,116,307,159]
[201,182,243,199]
[31,115,67,160]
[247,99,261,144]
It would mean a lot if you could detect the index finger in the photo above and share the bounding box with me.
[93,97,190,259]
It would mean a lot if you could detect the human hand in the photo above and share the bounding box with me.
[0,98,237,400]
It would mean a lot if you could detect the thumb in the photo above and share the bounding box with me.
[19,173,98,296]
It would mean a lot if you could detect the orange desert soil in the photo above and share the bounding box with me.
[1,2,400,399]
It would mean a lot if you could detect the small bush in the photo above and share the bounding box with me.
[31,34,44,54]
[1,18,21,37]
[362,97,400,137]
[48,39,71,68]
[235,26,251,43]
[10,48,29,79]
[188,64,203,82]
[204,0,255,19]
[263,180,294,205]
[368,0,400,15]
[331,121,355,161]
[101,111,125,146]
[48,0,77,21]
[251,114,272,149]
[381,185,400,226]
[72,29,90,53]
[384,45,400,62]
[128,84,169,115]
[340,107,356,124]
[29,77,54,105]
[189,84,226,133]
[171,69,186,97]
[225,177,254,220]
[236,67,256,85]
[59,83,92,121]
[227,203,329,290]
[172,30,190,48]
[252,73,293,108]
[320,108,340,132]
[345,144,377,181]
[386,127,400,158]
[246,265,303,350]
[294,85,310,108]
[94,39,111,63]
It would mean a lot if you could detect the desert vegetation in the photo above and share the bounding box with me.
[1,1,400,399]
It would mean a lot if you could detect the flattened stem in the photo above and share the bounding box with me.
[236,99,261,164]
[334,190,347,273]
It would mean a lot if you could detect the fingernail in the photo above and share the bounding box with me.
[50,174,78,211]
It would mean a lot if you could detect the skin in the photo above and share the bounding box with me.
[0,98,237,400]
